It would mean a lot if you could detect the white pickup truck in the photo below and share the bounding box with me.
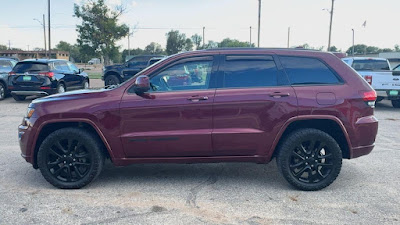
[342,57,400,108]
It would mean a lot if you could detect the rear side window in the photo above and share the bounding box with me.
[279,56,341,85]
[13,62,49,73]
[0,61,12,72]
[222,56,279,88]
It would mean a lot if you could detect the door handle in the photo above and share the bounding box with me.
[269,92,290,98]
[187,96,209,102]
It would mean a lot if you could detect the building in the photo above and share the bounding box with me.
[0,50,69,61]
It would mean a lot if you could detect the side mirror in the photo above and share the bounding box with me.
[134,75,150,94]
[393,71,400,76]
[78,68,85,73]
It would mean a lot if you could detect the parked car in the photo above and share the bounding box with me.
[342,57,400,107]
[0,58,18,100]
[19,49,378,191]
[146,56,166,67]
[393,64,400,71]
[102,55,164,86]
[8,59,89,101]
[87,58,100,65]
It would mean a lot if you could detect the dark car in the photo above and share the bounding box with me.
[19,48,378,190]
[102,55,164,86]
[393,64,400,71]
[8,59,89,101]
[0,58,18,100]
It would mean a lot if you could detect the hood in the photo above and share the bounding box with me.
[105,64,124,70]
[32,88,109,104]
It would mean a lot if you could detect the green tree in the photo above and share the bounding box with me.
[0,45,7,50]
[166,30,188,55]
[144,42,164,54]
[191,34,202,50]
[346,44,367,55]
[395,45,400,52]
[219,38,254,48]
[54,41,84,62]
[328,46,338,52]
[382,48,393,53]
[184,38,194,51]
[74,0,129,65]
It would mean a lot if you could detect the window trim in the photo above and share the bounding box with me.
[277,55,345,86]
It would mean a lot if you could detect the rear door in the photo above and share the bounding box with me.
[55,61,80,89]
[212,55,298,157]
[10,62,50,89]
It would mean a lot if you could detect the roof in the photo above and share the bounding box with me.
[342,57,387,61]
[19,59,67,63]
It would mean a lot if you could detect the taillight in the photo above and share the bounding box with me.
[360,90,377,107]
[8,72,16,76]
[39,72,54,78]
[364,75,372,85]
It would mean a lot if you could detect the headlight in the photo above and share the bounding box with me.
[26,107,35,118]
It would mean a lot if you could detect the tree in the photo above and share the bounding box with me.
[55,41,72,52]
[191,34,202,50]
[199,40,218,49]
[328,46,338,52]
[0,45,7,50]
[218,38,254,48]
[184,38,193,51]
[166,30,188,55]
[382,48,393,53]
[54,41,84,62]
[144,42,164,55]
[74,0,129,65]
[395,45,400,52]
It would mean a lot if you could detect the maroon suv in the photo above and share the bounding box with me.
[19,49,378,190]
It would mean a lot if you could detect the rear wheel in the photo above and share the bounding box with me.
[105,74,120,86]
[37,127,105,189]
[57,83,66,93]
[391,99,400,108]
[0,83,5,100]
[12,94,26,101]
[276,128,342,191]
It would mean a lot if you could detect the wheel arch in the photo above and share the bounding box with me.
[270,116,351,161]
[32,120,114,168]
[104,71,121,81]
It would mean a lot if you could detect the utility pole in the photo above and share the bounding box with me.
[48,0,51,59]
[34,14,47,58]
[352,29,355,56]
[128,27,131,57]
[287,27,290,48]
[8,40,11,50]
[250,26,252,47]
[258,0,261,47]
[202,27,205,47]
[27,45,30,51]
[327,0,335,51]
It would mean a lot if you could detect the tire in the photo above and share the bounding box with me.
[276,128,342,191]
[82,79,90,89]
[0,82,5,100]
[105,74,120,86]
[57,83,66,93]
[391,99,400,108]
[37,127,105,189]
[12,94,26,101]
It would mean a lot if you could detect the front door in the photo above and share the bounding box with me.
[120,56,218,157]
[212,55,298,157]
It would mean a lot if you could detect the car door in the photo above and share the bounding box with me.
[122,57,149,80]
[212,54,298,156]
[120,56,218,157]
[67,61,86,88]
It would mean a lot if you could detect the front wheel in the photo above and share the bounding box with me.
[57,83,66,93]
[82,79,90,89]
[276,128,342,191]
[37,127,105,189]
[391,99,400,108]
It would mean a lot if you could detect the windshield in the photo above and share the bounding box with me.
[352,60,390,71]
[13,62,49,73]
[0,61,12,72]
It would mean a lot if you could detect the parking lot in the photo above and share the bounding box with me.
[0,81,399,225]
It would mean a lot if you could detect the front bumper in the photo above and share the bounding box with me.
[18,117,38,168]
[12,91,51,96]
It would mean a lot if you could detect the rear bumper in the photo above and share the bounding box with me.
[376,90,400,100]
[348,115,378,159]
[350,144,374,159]
[11,91,51,96]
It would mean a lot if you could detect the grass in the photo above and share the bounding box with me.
[88,73,102,79]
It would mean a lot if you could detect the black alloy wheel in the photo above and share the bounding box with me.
[37,128,105,189]
[105,75,120,86]
[277,128,342,191]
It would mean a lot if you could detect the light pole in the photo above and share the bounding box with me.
[327,0,335,51]
[48,0,51,58]
[202,27,205,47]
[250,26,252,47]
[352,29,355,56]
[34,14,47,58]
[287,27,290,48]
[257,0,261,47]
[127,27,133,57]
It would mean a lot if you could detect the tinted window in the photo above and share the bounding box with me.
[223,56,278,88]
[149,60,213,92]
[0,61,12,72]
[54,61,70,72]
[352,60,390,71]
[13,62,49,73]
[280,56,341,85]
[67,62,79,73]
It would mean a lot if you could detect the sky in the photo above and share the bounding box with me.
[0,0,399,52]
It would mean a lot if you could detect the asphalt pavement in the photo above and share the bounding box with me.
[0,81,399,224]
